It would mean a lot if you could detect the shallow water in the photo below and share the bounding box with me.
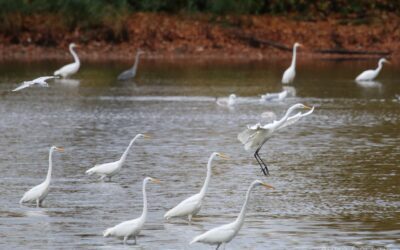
[0,58,399,249]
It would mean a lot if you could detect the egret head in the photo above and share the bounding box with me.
[69,43,78,49]
[254,180,274,189]
[145,177,161,184]
[51,146,64,152]
[137,49,145,56]
[294,42,302,48]
[229,94,237,99]
[215,152,230,160]
[137,133,152,139]
[291,103,312,111]
[379,58,390,65]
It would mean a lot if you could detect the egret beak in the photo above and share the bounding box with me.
[386,60,391,64]
[150,178,161,184]
[298,43,303,47]
[261,182,274,189]
[304,105,312,110]
[218,153,230,160]
[142,134,152,139]
[55,147,64,152]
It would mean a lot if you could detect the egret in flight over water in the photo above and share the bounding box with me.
[85,134,150,181]
[164,152,229,223]
[190,180,274,249]
[117,50,145,81]
[216,94,237,108]
[20,146,64,207]
[355,58,390,82]
[54,43,80,78]
[103,177,160,245]
[12,76,59,92]
[238,103,314,175]
[282,42,302,84]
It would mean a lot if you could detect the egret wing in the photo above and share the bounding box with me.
[12,81,32,92]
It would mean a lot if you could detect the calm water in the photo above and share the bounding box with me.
[0,58,399,249]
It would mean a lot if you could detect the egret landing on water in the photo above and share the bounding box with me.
[216,94,237,108]
[54,43,80,78]
[355,58,390,82]
[282,42,302,84]
[12,76,59,92]
[103,177,160,245]
[164,152,229,223]
[190,180,274,250]
[238,103,314,175]
[117,50,145,81]
[20,146,64,207]
[85,134,150,181]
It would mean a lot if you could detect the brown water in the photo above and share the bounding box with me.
[0,59,399,249]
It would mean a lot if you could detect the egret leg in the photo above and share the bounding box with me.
[134,235,137,245]
[216,243,221,250]
[222,243,226,250]
[108,176,112,182]
[254,148,269,176]
[36,199,40,208]
[123,236,128,245]
[188,214,192,225]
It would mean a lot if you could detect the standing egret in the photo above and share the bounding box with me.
[117,50,145,81]
[190,180,274,249]
[355,58,390,81]
[12,76,59,92]
[282,42,302,84]
[238,103,313,175]
[164,152,229,223]
[85,134,150,181]
[20,146,64,207]
[54,43,80,78]
[103,177,160,244]
[216,94,237,107]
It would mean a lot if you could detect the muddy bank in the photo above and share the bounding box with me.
[0,13,398,61]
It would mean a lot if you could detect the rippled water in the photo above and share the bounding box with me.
[0,59,399,249]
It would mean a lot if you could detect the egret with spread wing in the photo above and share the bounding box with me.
[20,146,64,207]
[238,103,313,175]
[85,134,150,181]
[282,42,302,84]
[103,177,160,245]
[164,152,229,223]
[355,58,390,82]
[216,94,237,107]
[117,50,145,81]
[190,180,274,249]
[12,76,58,92]
[54,43,80,78]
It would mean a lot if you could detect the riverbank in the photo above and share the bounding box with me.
[1,13,399,61]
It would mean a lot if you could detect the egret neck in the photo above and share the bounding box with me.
[199,153,217,198]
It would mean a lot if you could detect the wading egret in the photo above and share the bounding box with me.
[164,152,229,223]
[355,58,390,81]
[85,134,150,181]
[216,94,237,107]
[12,76,59,92]
[238,103,313,175]
[190,180,274,249]
[20,146,64,207]
[54,43,80,78]
[260,90,288,102]
[103,177,160,245]
[282,42,302,84]
[117,50,145,81]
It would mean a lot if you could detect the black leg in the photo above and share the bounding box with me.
[254,149,269,176]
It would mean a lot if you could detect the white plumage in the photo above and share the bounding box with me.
[355,58,389,81]
[20,146,64,207]
[12,76,58,92]
[54,43,80,78]
[282,42,302,84]
[216,94,237,107]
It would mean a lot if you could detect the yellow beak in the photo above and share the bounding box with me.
[218,153,230,160]
[304,105,312,110]
[150,178,161,184]
[143,134,152,139]
[261,182,274,189]
[55,147,64,152]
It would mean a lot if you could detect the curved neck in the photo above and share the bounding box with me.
[45,148,55,183]
[199,153,216,198]
[274,105,299,130]
[376,61,383,73]
[140,180,148,219]
[132,52,142,72]
[69,46,80,65]
[233,182,256,229]
[120,135,140,163]
[290,46,298,69]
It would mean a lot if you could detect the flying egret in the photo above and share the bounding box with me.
[117,50,145,81]
[190,180,274,249]
[355,58,390,81]
[216,94,237,107]
[164,152,229,223]
[238,104,314,175]
[85,134,150,181]
[54,43,80,78]
[20,146,64,207]
[282,42,302,84]
[103,177,160,245]
[12,76,59,92]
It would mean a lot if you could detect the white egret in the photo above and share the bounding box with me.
[238,103,313,175]
[54,43,80,78]
[282,42,302,84]
[12,76,59,92]
[117,50,145,81]
[260,90,288,102]
[355,58,390,81]
[85,134,150,181]
[164,152,229,223]
[103,177,160,244]
[20,146,64,207]
[216,94,237,107]
[190,180,274,249]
